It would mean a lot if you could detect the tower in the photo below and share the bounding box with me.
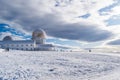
[32,29,46,44]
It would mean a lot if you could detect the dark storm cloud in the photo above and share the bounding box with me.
[0,0,113,42]
[44,23,112,42]
[108,39,120,45]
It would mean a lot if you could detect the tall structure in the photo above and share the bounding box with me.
[0,29,54,51]
[32,29,46,44]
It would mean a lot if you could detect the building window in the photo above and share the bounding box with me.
[7,44,9,47]
[26,44,28,46]
[26,48,28,50]
[21,44,23,47]
[16,48,19,50]
[4,44,7,47]
[11,44,14,47]
[17,45,19,47]
[8,44,10,47]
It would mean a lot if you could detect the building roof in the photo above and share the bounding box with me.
[0,40,34,44]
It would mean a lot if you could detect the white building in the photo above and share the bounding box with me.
[0,29,54,51]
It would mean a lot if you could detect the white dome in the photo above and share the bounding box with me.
[32,29,46,40]
[3,36,13,41]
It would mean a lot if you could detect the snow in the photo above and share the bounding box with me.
[0,51,120,80]
[0,49,5,52]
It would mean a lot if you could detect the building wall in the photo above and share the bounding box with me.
[0,41,54,51]
[1,43,35,51]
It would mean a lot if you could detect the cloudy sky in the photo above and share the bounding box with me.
[0,0,120,48]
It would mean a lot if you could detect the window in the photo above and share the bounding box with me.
[7,44,9,47]
[21,44,24,47]
[16,48,19,50]
[8,44,10,47]
[26,44,28,46]
[16,44,19,47]
[26,48,28,50]
[12,44,14,47]
[4,44,7,47]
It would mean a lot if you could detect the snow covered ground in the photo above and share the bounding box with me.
[0,50,120,80]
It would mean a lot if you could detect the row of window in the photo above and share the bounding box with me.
[7,48,50,51]
[14,48,33,51]
[3,44,34,47]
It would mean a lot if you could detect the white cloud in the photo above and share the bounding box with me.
[110,5,120,15]
[108,25,120,34]
[0,0,119,47]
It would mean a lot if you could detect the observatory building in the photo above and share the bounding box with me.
[0,29,54,51]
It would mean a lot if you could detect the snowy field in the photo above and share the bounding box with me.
[0,50,120,80]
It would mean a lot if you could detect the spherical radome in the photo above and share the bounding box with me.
[32,29,46,40]
[3,36,13,41]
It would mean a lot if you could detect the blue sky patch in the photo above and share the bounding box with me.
[105,15,120,26]
[78,13,90,19]
[99,0,120,15]
[0,23,31,39]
